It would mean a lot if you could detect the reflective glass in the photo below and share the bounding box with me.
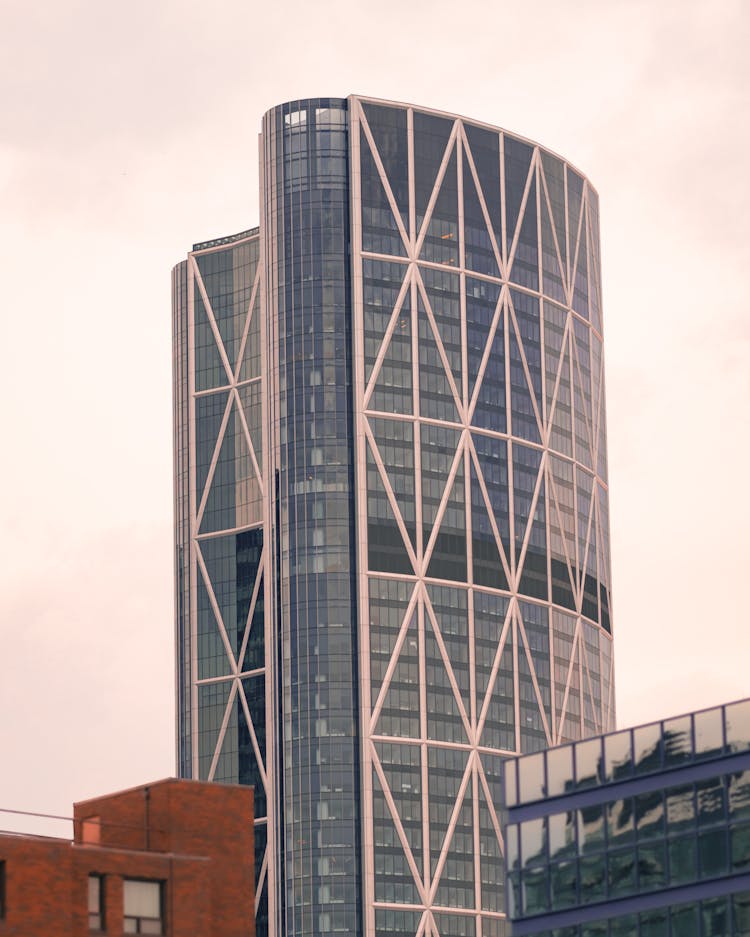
[633,723,662,774]
[702,896,730,937]
[603,729,632,782]
[734,890,750,936]
[608,797,635,845]
[663,715,692,766]
[610,914,638,937]
[637,841,666,890]
[668,834,697,884]
[519,752,545,803]
[635,790,664,839]
[638,907,667,937]
[577,804,605,853]
[666,784,695,832]
[522,865,548,913]
[731,824,750,872]
[549,810,577,861]
[549,860,577,909]
[695,706,724,759]
[504,760,517,807]
[671,902,699,937]
[608,847,636,896]
[698,828,728,878]
[546,744,574,797]
[729,770,750,820]
[520,818,546,866]
[578,855,605,903]
[575,738,601,788]
[726,699,750,753]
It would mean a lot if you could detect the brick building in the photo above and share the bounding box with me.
[0,778,255,936]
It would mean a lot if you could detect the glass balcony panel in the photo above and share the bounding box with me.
[725,699,750,753]
[518,752,545,803]
[604,729,632,782]
[633,723,663,775]
[546,744,574,797]
[694,706,724,759]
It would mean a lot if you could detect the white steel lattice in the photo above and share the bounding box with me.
[350,96,614,937]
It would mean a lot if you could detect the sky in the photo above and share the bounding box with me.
[1,0,748,835]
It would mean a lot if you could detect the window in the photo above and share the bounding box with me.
[0,860,5,918]
[88,875,104,931]
[123,880,163,934]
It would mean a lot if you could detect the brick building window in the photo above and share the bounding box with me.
[123,879,163,934]
[88,874,105,931]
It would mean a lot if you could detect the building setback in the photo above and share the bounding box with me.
[172,95,615,937]
[0,778,254,936]
[502,697,750,935]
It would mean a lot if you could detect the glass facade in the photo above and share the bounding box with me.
[173,96,615,937]
[351,98,613,937]
[262,98,362,937]
[503,699,750,935]
[172,228,268,932]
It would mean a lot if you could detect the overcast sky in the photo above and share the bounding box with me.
[1,0,748,835]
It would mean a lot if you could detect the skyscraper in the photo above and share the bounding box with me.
[172,95,615,937]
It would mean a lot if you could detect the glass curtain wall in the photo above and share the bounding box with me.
[349,97,614,937]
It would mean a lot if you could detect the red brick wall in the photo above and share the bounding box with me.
[0,778,255,937]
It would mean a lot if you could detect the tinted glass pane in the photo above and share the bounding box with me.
[518,752,545,803]
[604,730,632,782]
[726,699,750,753]
[546,745,573,797]
[663,716,692,766]
[695,706,724,758]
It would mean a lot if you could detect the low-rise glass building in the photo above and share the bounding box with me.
[503,698,750,935]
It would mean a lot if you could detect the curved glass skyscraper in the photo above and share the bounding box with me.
[173,96,615,937]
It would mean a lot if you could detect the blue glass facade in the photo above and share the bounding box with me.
[503,699,750,935]
[173,96,615,937]
[262,98,363,937]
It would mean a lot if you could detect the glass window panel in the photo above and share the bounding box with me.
[549,810,577,861]
[639,907,668,937]
[668,833,697,884]
[580,921,607,937]
[546,744,574,797]
[577,804,605,853]
[697,777,726,825]
[663,715,692,766]
[520,818,546,866]
[637,841,666,891]
[604,729,632,782]
[666,784,695,831]
[725,699,750,753]
[695,706,724,758]
[518,752,545,803]
[506,824,519,869]
[671,902,699,937]
[730,770,750,821]
[578,855,605,903]
[522,865,549,913]
[733,890,750,937]
[505,760,517,807]
[702,896,730,937]
[610,914,638,937]
[575,738,602,788]
[608,797,635,844]
[633,723,662,774]
[731,824,750,872]
[549,860,577,909]
[635,789,664,839]
[698,828,728,878]
[608,847,636,896]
